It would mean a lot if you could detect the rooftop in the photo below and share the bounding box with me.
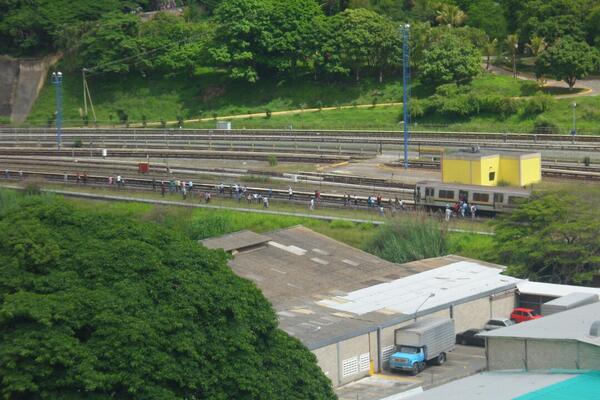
[444,149,540,160]
[518,281,600,298]
[480,301,600,347]
[206,226,521,349]
[407,371,599,400]
[200,230,271,252]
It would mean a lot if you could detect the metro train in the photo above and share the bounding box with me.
[414,181,531,213]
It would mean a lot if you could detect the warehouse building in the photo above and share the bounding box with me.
[442,150,541,187]
[480,302,600,371]
[202,226,521,387]
[517,281,600,314]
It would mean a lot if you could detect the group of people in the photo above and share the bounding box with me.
[445,200,477,221]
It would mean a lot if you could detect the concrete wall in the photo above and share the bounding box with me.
[487,337,527,370]
[519,155,542,186]
[487,337,600,371]
[313,344,339,387]
[0,54,60,124]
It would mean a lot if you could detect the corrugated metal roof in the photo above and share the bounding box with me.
[542,292,598,308]
[480,301,600,347]
[318,261,520,316]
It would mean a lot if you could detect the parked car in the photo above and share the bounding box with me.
[456,329,485,347]
[484,318,515,330]
[510,307,542,323]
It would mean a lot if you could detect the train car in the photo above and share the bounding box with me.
[414,181,530,213]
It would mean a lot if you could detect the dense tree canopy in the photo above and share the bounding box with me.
[494,189,600,285]
[535,36,599,88]
[0,193,335,399]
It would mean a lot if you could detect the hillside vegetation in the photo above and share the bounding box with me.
[7,0,600,132]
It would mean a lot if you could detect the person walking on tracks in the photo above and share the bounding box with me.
[288,186,293,200]
[161,182,166,197]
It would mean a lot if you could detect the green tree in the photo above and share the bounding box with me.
[0,194,336,399]
[483,37,498,70]
[435,3,467,27]
[466,0,507,39]
[535,36,599,88]
[525,35,547,57]
[494,190,600,285]
[505,33,519,78]
[419,32,481,87]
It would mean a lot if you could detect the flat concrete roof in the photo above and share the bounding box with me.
[407,372,579,400]
[201,230,271,252]
[444,150,541,161]
[518,281,600,298]
[212,226,520,350]
[480,301,600,347]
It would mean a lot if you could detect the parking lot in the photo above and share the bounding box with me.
[336,345,486,400]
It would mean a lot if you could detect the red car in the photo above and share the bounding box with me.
[511,307,542,323]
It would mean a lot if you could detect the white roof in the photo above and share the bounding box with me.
[518,281,600,298]
[406,372,577,400]
[480,301,600,347]
[318,261,521,316]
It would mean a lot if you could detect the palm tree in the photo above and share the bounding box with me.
[435,4,467,27]
[483,38,498,70]
[505,34,519,78]
[526,36,547,57]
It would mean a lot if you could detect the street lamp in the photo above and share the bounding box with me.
[571,102,577,136]
[513,43,518,78]
[51,71,63,149]
[414,292,435,321]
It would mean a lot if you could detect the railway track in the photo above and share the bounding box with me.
[0,170,415,210]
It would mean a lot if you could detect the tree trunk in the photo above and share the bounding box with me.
[355,67,360,82]
[486,55,490,70]
[566,76,576,89]
[379,69,383,83]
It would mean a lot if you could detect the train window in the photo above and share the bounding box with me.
[508,196,524,205]
[473,193,490,202]
[494,193,504,203]
[489,172,496,181]
[425,187,434,196]
[459,190,468,202]
[438,190,455,199]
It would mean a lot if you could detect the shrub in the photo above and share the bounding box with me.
[142,115,147,128]
[498,97,521,117]
[116,109,128,124]
[524,93,554,115]
[583,156,591,166]
[176,115,184,128]
[73,138,83,148]
[22,179,43,195]
[364,216,446,263]
[329,220,355,229]
[241,175,271,183]
[267,155,278,166]
[409,99,428,119]
[316,100,323,111]
[533,116,560,134]
[160,118,166,128]
[212,112,218,120]
[265,109,272,119]
[371,97,378,108]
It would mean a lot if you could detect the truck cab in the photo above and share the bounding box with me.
[389,345,426,375]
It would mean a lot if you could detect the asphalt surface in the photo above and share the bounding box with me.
[336,345,486,400]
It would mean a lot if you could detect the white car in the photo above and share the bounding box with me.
[484,318,515,330]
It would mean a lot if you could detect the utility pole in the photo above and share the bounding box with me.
[51,71,63,149]
[402,24,411,169]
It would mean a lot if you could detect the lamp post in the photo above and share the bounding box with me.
[51,71,63,149]
[401,23,411,169]
[414,293,435,321]
[571,102,577,136]
[512,43,518,78]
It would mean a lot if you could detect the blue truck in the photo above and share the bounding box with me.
[389,318,455,375]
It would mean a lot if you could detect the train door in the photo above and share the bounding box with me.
[493,193,504,210]
[459,190,469,203]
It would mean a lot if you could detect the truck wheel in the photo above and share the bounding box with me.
[411,364,419,376]
[435,352,446,365]
[419,362,426,372]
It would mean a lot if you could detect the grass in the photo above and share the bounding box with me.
[27,69,538,128]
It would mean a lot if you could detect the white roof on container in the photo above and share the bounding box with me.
[518,281,600,297]
[543,292,598,307]
[319,261,521,316]
[480,301,600,347]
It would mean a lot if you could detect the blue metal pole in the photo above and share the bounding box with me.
[52,72,63,149]
[402,25,410,169]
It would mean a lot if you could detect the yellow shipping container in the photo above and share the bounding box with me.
[442,151,541,187]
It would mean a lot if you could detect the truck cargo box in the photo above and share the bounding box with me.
[541,292,599,316]
[394,318,455,361]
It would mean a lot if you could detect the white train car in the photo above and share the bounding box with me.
[414,181,531,213]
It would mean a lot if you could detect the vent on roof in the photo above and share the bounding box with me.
[590,321,600,337]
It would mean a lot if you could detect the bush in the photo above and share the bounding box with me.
[409,99,428,119]
[116,109,128,124]
[267,155,278,166]
[22,179,43,195]
[524,93,554,115]
[160,118,166,128]
[176,115,184,128]
[329,220,355,229]
[316,100,323,111]
[583,156,591,166]
[265,109,272,119]
[498,97,521,117]
[364,216,446,263]
[533,116,560,134]
[142,115,147,128]
[73,138,83,148]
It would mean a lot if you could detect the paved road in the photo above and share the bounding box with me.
[336,345,486,400]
